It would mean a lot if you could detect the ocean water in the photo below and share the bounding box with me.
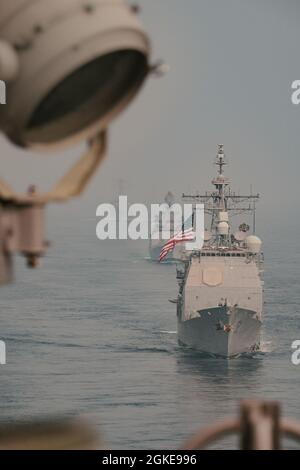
[0,212,300,450]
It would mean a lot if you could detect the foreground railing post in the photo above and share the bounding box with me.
[240,400,280,450]
[182,399,283,450]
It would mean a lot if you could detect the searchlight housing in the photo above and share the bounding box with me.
[0,0,151,150]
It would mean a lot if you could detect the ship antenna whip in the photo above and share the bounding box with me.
[216,144,226,176]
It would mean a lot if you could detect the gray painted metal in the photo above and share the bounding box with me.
[0,0,150,150]
[178,305,261,357]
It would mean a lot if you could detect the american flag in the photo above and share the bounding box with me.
[159,216,195,262]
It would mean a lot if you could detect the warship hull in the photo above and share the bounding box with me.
[178,305,261,357]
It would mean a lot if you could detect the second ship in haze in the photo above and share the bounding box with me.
[149,191,181,262]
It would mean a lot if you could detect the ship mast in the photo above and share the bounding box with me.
[215,144,226,177]
[211,145,230,231]
[182,145,260,247]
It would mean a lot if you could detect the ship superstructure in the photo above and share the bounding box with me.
[175,145,263,357]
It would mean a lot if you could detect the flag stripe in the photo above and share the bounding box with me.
[159,228,196,262]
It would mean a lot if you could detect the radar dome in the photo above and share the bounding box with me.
[245,235,262,254]
[204,230,212,242]
[234,231,247,242]
[219,212,229,222]
[218,221,229,235]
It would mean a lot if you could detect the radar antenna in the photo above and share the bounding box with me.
[215,144,227,176]
[182,145,260,246]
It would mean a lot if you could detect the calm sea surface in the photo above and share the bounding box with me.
[1,212,300,449]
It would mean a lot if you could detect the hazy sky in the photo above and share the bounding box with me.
[1,0,300,229]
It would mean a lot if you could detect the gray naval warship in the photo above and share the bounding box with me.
[174,145,264,357]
